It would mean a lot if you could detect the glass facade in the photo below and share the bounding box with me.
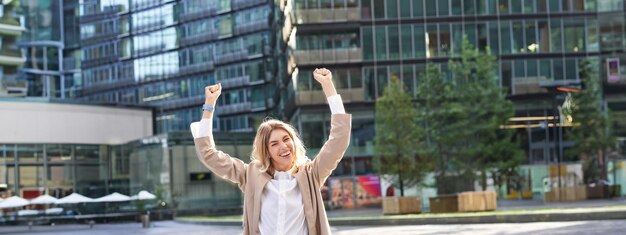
[78,0,280,134]
[17,0,82,98]
[291,0,626,168]
[0,131,249,210]
[0,1,26,97]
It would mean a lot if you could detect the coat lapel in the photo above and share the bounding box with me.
[251,169,271,233]
[296,170,316,233]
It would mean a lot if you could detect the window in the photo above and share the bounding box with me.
[412,0,424,17]
[488,22,499,54]
[452,0,463,15]
[363,27,374,60]
[525,21,537,53]
[464,0,476,15]
[498,0,509,13]
[387,0,398,18]
[375,27,387,60]
[550,19,562,52]
[553,59,564,80]
[388,26,400,59]
[426,0,437,16]
[414,25,426,58]
[426,25,438,57]
[401,25,413,59]
[537,21,550,53]
[563,20,585,52]
[400,0,412,17]
[500,21,512,54]
[438,0,449,16]
[374,0,385,18]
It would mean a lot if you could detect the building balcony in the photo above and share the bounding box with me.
[294,7,360,24]
[219,75,250,89]
[155,95,205,110]
[232,0,267,10]
[233,21,268,35]
[82,78,135,94]
[179,31,219,47]
[0,76,27,97]
[0,17,25,36]
[512,77,551,95]
[82,55,118,68]
[0,48,25,66]
[79,5,122,23]
[214,50,248,65]
[132,0,164,11]
[179,61,215,76]
[133,20,165,34]
[296,88,364,105]
[80,31,119,45]
[63,57,78,71]
[134,44,166,56]
[293,48,362,65]
[215,102,252,115]
[179,8,218,22]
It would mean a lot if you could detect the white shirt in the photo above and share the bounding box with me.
[190,94,345,235]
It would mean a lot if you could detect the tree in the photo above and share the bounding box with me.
[374,75,431,197]
[563,59,616,184]
[416,36,523,194]
[448,36,523,193]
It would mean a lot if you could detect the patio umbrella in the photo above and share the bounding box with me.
[0,196,30,209]
[30,194,58,204]
[94,192,132,202]
[55,193,94,204]
[130,190,156,200]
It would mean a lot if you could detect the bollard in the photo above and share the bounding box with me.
[89,220,95,229]
[28,221,33,231]
[141,214,150,228]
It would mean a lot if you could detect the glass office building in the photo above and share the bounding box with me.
[18,0,82,98]
[287,0,626,171]
[0,1,27,97]
[78,0,283,134]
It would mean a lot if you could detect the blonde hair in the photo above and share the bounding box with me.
[251,119,308,175]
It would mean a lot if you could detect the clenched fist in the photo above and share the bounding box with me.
[313,68,333,85]
[205,83,221,106]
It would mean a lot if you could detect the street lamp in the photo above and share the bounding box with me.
[539,80,581,190]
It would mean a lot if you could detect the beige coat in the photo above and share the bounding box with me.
[194,114,351,235]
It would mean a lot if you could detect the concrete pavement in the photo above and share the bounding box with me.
[175,198,626,226]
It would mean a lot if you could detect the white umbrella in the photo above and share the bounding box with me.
[55,193,94,204]
[94,192,132,202]
[30,194,58,204]
[0,196,30,209]
[131,190,156,200]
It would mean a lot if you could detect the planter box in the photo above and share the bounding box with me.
[544,186,587,202]
[458,191,497,212]
[382,197,421,215]
[429,194,459,213]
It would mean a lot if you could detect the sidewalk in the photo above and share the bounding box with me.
[175,198,626,227]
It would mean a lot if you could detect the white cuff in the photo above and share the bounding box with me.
[190,119,213,138]
[327,95,345,114]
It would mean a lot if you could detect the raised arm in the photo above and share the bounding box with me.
[310,68,352,185]
[191,83,248,191]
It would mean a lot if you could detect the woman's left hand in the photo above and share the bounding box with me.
[313,68,333,85]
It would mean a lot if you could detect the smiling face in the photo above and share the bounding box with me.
[267,128,295,172]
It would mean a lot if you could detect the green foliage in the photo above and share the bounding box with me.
[374,75,431,196]
[562,59,616,182]
[416,35,523,194]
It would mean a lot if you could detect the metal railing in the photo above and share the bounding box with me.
[293,48,362,65]
[294,7,360,24]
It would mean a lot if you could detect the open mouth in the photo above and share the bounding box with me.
[279,152,291,159]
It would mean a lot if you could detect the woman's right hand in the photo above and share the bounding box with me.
[205,83,222,106]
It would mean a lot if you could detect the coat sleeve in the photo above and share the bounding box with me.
[194,135,247,192]
[311,113,351,187]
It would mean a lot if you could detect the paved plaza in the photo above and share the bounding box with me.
[0,220,625,235]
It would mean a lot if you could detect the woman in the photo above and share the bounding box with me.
[190,68,351,235]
